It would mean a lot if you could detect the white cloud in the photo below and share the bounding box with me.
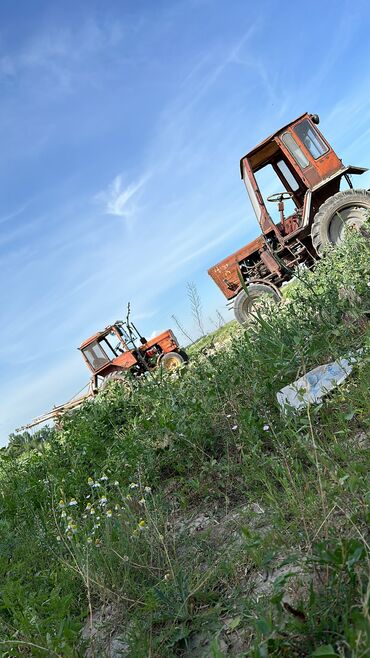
[96,174,148,219]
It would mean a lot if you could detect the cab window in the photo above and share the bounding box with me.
[293,119,329,159]
[83,342,110,370]
[275,159,300,191]
[281,132,309,169]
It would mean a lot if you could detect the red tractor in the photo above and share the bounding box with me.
[16,318,188,432]
[208,112,369,323]
[79,318,188,392]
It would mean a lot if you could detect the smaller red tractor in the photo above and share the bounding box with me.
[79,319,188,392]
[16,317,188,432]
[208,112,370,323]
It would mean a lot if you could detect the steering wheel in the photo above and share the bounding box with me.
[266,192,293,203]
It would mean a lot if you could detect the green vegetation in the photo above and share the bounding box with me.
[0,229,369,657]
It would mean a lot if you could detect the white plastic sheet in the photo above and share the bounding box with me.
[277,358,355,411]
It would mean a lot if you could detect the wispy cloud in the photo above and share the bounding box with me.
[0,202,29,226]
[95,174,149,219]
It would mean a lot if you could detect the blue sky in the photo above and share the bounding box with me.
[1,0,370,441]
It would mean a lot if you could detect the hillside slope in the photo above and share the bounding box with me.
[0,229,369,657]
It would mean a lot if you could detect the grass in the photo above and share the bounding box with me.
[0,228,369,657]
[187,319,240,356]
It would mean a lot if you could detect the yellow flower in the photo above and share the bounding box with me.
[106,509,113,518]
[87,477,94,486]
[59,499,65,508]
[138,519,146,528]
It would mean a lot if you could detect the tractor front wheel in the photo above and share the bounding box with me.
[160,352,186,371]
[311,189,370,255]
[233,284,281,325]
[100,371,133,394]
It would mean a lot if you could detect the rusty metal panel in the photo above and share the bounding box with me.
[112,351,137,369]
[145,329,179,353]
[208,235,266,299]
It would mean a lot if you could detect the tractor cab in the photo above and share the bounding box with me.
[240,112,347,240]
[79,321,147,375]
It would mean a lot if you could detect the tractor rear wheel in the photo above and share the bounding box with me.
[100,371,133,394]
[311,189,370,255]
[178,349,189,362]
[160,352,186,371]
[233,284,281,325]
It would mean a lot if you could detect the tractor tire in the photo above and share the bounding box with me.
[233,284,281,325]
[100,371,133,394]
[311,189,370,255]
[178,349,189,363]
[160,351,186,371]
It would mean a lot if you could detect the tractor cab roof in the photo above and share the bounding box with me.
[240,113,308,174]
[79,320,142,352]
[79,325,117,350]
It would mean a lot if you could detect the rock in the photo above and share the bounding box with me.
[352,431,369,450]
[80,604,129,658]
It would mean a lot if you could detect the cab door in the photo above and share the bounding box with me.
[275,118,343,189]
